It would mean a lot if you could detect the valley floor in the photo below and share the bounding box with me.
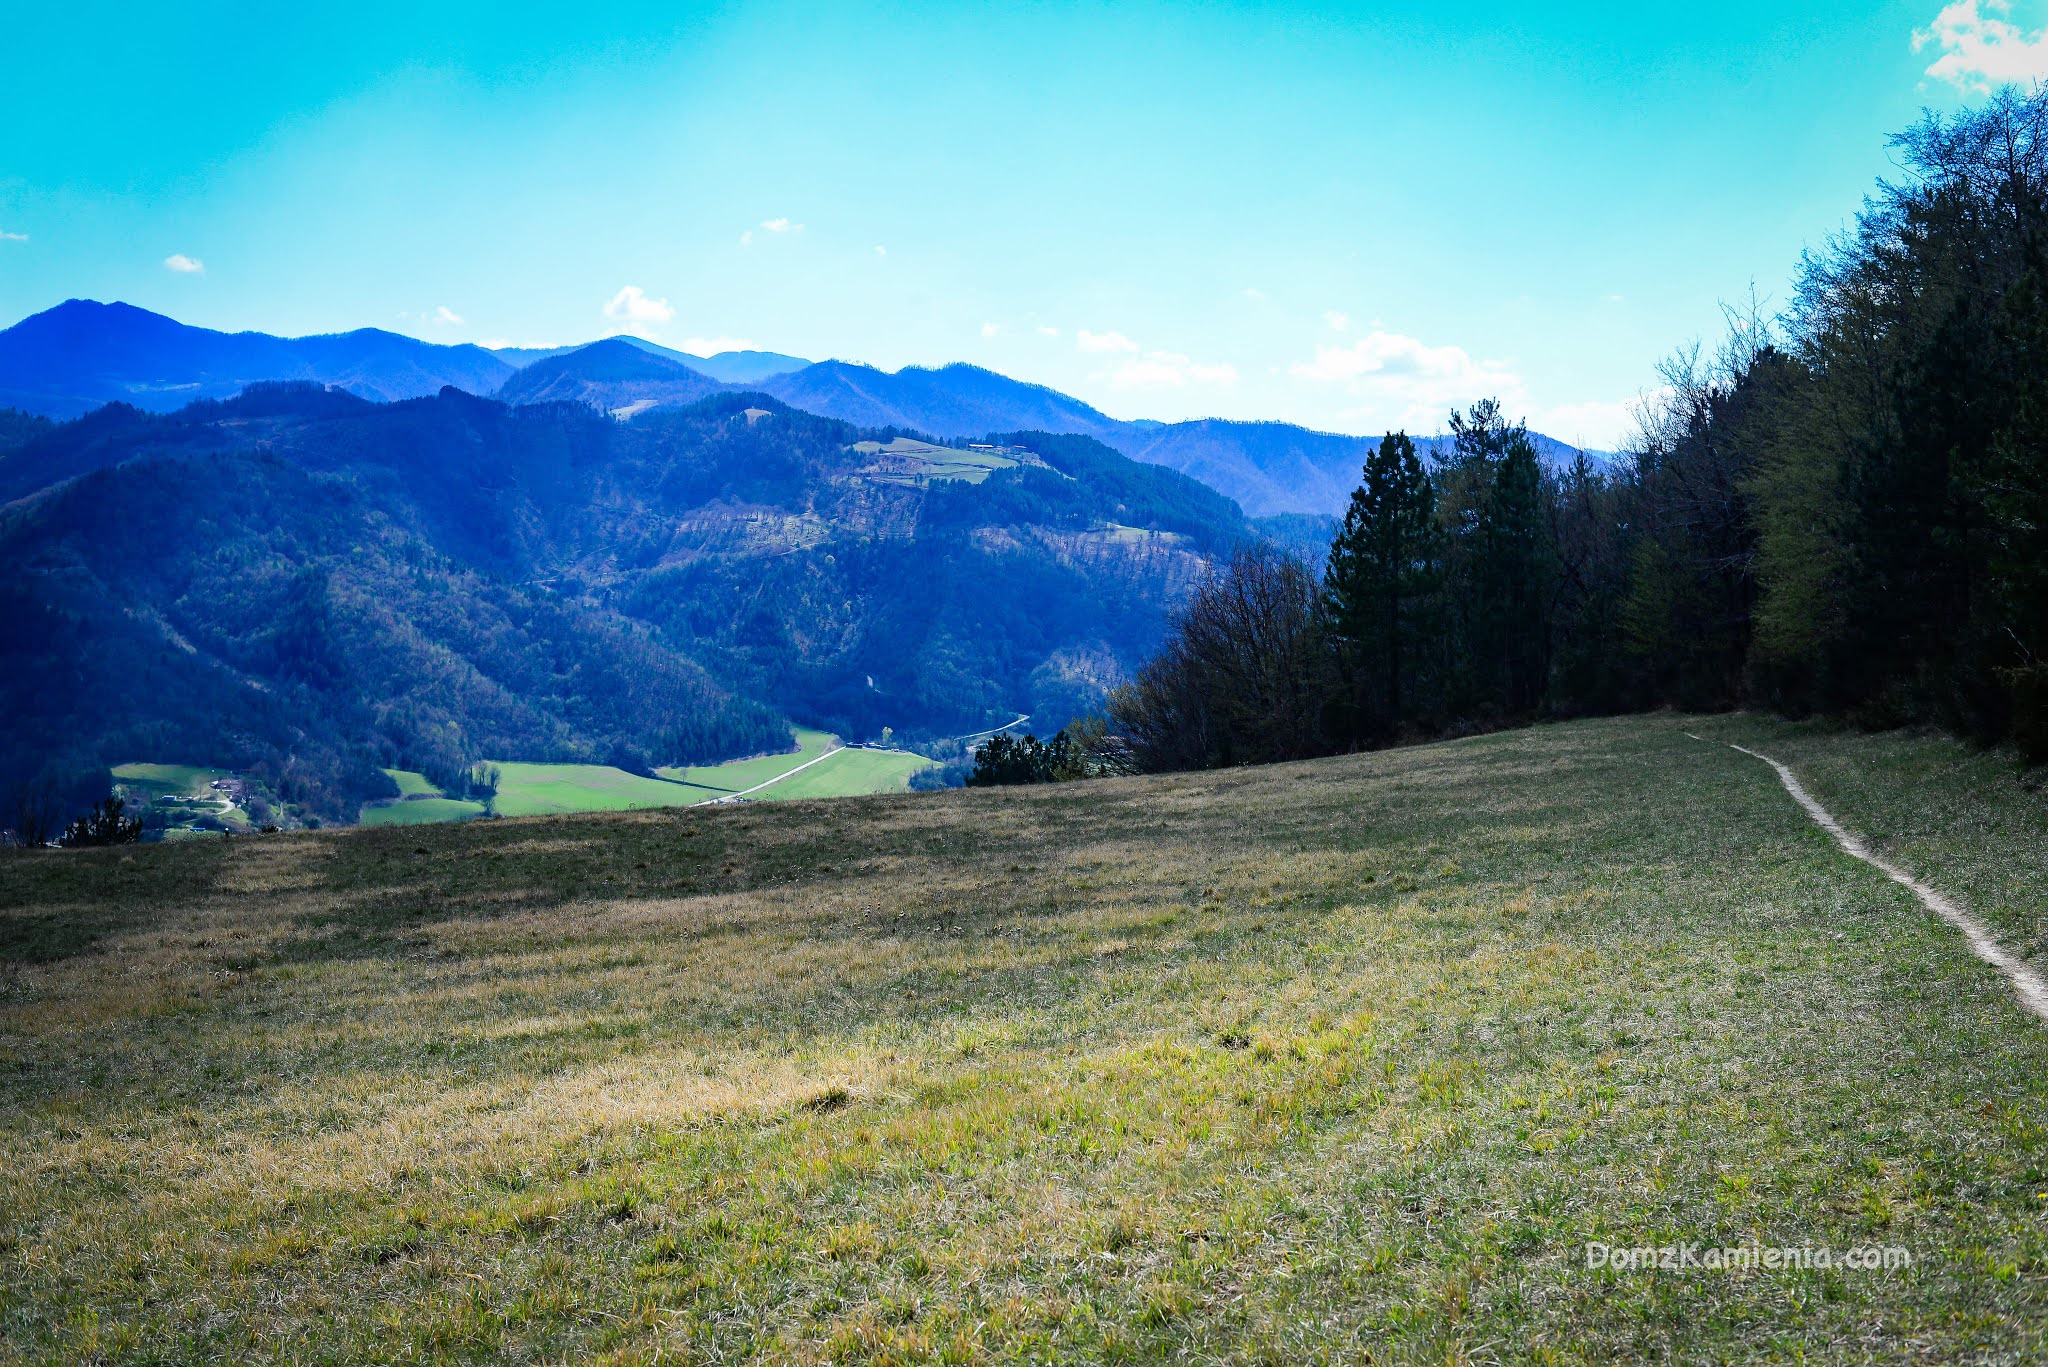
[3,715,2046,1363]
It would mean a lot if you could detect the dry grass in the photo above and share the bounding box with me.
[2,714,2046,1363]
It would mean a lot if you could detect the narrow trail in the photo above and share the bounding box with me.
[1691,732,2048,1024]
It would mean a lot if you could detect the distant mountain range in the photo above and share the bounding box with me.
[490,335,812,386]
[0,300,1610,516]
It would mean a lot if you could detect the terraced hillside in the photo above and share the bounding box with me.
[2,715,2046,1363]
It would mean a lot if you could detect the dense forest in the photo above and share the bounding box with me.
[1112,91,2048,770]
[0,385,1240,827]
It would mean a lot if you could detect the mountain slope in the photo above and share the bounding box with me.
[0,300,514,417]
[489,337,814,383]
[0,435,782,822]
[0,301,1608,516]
[756,360,1606,516]
[760,361,1127,441]
[494,338,728,412]
[1,386,1244,819]
[683,349,812,384]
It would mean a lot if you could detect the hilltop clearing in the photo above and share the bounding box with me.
[2,714,2044,1363]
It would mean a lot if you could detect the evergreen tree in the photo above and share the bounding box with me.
[1438,401,1557,717]
[1487,425,1555,713]
[1323,432,1440,738]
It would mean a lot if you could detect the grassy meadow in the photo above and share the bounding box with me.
[4,714,2047,1363]
[357,730,933,825]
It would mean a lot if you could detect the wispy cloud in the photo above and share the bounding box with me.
[740,230,753,246]
[981,322,1001,337]
[433,305,463,326]
[680,335,757,356]
[1324,309,1351,332]
[1916,0,2048,88]
[874,244,887,255]
[1241,287,1267,300]
[1291,329,1524,432]
[0,231,25,242]
[603,285,675,339]
[1077,328,1139,354]
[760,217,803,233]
[1037,325,1060,337]
[163,253,203,273]
[1102,351,1239,391]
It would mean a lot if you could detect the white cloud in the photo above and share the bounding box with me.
[602,285,675,339]
[874,244,887,255]
[1324,309,1351,332]
[1037,325,1060,337]
[760,217,803,233]
[740,230,753,246]
[680,335,758,356]
[163,253,203,273]
[1530,399,1636,452]
[1102,350,1239,391]
[0,231,25,242]
[981,322,1001,337]
[1077,328,1139,354]
[1916,0,2048,88]
[433,305,463,326]
[1291,329,1525,432]
[1241,287,1267,300]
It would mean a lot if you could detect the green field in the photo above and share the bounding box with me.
[654,726,839,794]
[109,762,230,797]
[849,437,1031,486]
[745,744,933,801]
[10,714,2046,1362]
[358,729,927,823]
[358,796,489,826]
[381,767,443,798]
[484,762,720,817]
[111,762,247,830]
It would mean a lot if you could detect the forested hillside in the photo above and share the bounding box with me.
[1111,93,2048,770]
[0,385,1242,823]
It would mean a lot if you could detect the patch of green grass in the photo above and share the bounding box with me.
[486,762,719,817]
[109,762,229,798]
[1694,715,2048,966]
[359,797,487,826]
[656,726,833,793]
[747,745,932,801]
[5,715,2046,1363]
[381,768,443,799]
[357,729,915,827]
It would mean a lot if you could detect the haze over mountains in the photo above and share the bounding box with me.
[0,300,1608,516]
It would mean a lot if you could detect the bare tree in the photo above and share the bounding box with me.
[1110,545,1335,771]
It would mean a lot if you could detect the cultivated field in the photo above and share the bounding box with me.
[357,729,933,826]
[5,715,2046,1363]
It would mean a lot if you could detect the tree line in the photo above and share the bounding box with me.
[1108,90,2048,770]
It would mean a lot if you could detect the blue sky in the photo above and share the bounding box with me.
[3,0,2040,446]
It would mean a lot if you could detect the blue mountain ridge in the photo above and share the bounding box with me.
[0,300,1610,516]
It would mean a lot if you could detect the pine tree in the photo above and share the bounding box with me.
[1324,432,1440,737]
[1486,425,1556,714]
[1438,401,1557,717]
